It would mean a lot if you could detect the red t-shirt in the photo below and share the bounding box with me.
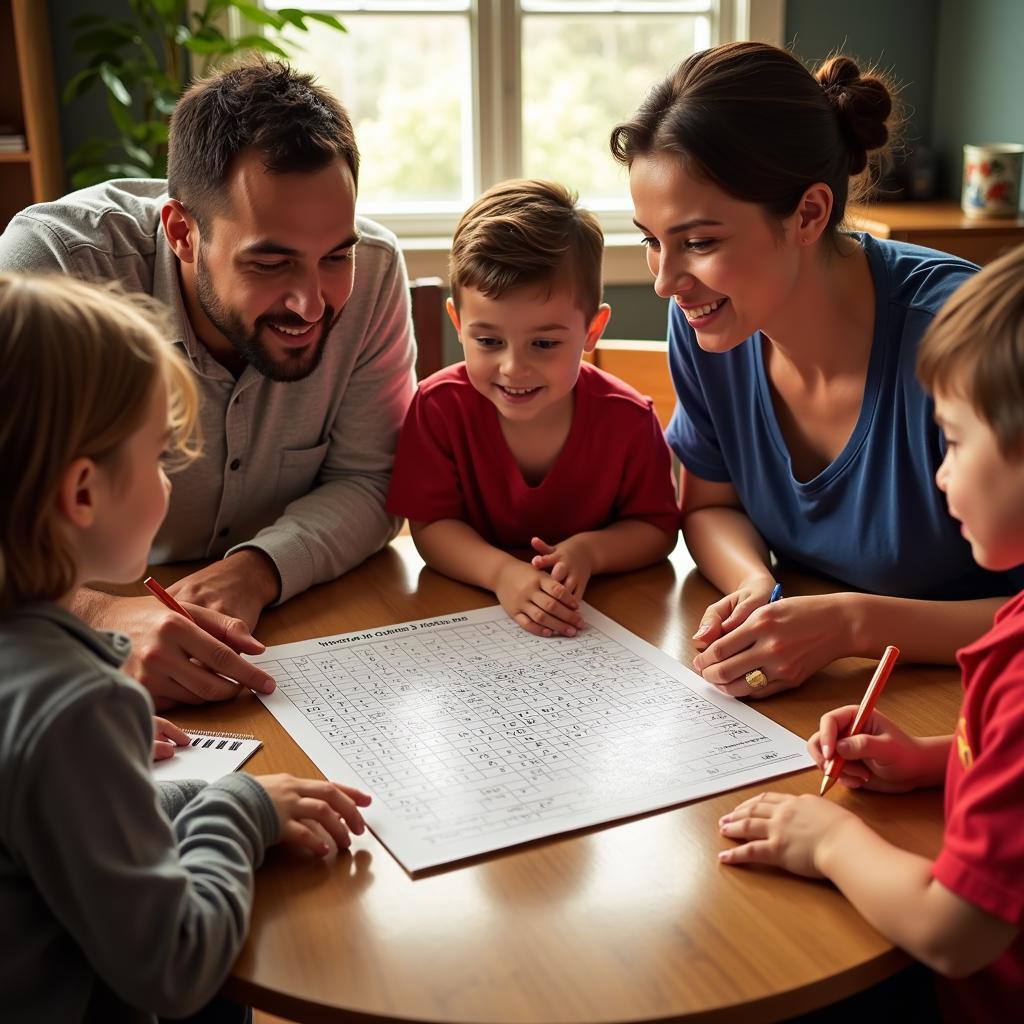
[386,362,679,555]
[931,588,1024,1021]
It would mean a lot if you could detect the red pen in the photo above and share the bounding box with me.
[820,645,900,796]
[143,576,197,624]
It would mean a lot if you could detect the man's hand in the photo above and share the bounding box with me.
[76,592,277,709]
[530,535,595,600]
[167,549,280,632]
[494,559,584,638]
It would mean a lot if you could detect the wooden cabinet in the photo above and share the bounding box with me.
[848,200,1024,265]
[0,0,63,230]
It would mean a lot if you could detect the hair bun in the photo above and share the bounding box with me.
[816,55,892,174]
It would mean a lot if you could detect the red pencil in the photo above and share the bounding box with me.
[143,576,197,624]
[820,645,900,796]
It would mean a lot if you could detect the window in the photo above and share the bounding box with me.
[262,0,782,244]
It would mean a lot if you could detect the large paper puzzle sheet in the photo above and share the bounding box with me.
[254,603,813,873]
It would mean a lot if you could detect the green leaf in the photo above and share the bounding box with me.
[135,120,170,148]
[228,2,285,30]
[192,25,227,43]
[72,165,120,189]
[149,0,187,20]
[123,138,154,168]
[182,34,235,55]
[67,138,113,171]
[154,94,178,115]
[99,62,133,107]
[230,34,291,59]
[303,12,347,33]
[106,161,154,179]
[62,66,100,104]
[107,93,138,135]
[275,8,307,30]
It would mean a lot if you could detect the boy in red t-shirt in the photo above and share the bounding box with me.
[387,179,678,637]
[714,244,1024,1020]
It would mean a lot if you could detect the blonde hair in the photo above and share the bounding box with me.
[449,179,604,319]
[0,273,200,612]
[917,244,1024,459]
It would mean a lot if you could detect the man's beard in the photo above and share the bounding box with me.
[195,248,337,383]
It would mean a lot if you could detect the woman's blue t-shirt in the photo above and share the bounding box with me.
[666,232,1023,600]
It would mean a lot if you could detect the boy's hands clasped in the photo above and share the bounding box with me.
[493,533,597,638]
[495,558,584,638]
[530,535,594,599]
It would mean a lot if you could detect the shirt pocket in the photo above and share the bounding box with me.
[275,441,330,510]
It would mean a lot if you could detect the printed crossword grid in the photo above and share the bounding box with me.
[258,607,806,868]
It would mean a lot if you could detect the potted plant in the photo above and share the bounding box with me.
[62,1,346,188]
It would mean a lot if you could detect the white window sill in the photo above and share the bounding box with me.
[403,232,653,287]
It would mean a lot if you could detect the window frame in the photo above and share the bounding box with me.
[244,0,784,279]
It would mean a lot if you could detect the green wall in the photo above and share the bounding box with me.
[784,0,939,145]
[932,0,1024,203]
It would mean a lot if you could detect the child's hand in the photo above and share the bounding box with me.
[530,535,595,600]
[255,774,372,857]
[152,716,190,761]
[717,791,856,878]
[495,559,584,638]
[809,706,935,793]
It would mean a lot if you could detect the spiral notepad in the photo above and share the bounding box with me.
[152,731,262,783]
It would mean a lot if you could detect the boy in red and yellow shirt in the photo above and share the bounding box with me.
[715,244,1024,1020]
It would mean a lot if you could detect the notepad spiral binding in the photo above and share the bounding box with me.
[188,730,257,741]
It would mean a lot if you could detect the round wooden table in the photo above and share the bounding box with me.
[161,538,958,1023]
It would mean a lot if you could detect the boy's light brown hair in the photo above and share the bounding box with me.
[917,243,1024,459]
[0,274,200,613]
[449,179,604,319]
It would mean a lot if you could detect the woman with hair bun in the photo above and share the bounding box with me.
[612,42,1024,697]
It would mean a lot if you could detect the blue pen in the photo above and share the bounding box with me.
[769,583,783,603]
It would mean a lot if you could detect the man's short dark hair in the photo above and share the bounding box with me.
[167,57,359,227]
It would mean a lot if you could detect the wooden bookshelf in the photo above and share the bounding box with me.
[0,0,63,230]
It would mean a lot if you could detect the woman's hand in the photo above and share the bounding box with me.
[691,574,776,651]
[809,706,948,793]
[692,593,854,698]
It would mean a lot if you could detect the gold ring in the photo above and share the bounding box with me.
[744,668,769,690]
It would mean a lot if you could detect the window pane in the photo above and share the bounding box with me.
[521,13,709,204]
[277,13,472,211]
